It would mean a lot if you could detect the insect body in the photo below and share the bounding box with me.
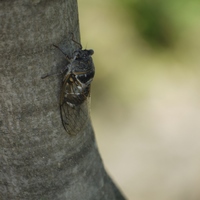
[42,39,95,135]
[60,48,95,134]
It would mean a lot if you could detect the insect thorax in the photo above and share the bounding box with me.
[63,49,95,106]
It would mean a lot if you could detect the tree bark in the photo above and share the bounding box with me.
[0,0,125,200]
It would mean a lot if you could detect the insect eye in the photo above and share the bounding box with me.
[88,50,94,55]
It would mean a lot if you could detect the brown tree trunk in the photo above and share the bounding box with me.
[0,0,125,199]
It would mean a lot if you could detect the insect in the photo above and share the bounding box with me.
[42,35,95,135]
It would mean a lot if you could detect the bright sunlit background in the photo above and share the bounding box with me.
[78,0,200,199]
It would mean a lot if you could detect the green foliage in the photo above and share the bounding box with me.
[117,0,176,48]
[117,0,200,49]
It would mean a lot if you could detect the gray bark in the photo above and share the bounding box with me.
[0,0,125,200]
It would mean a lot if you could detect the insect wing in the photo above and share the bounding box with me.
[60,75,91,135]
[60,97,90,135]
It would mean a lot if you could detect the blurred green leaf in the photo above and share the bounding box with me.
[117,0,177,49]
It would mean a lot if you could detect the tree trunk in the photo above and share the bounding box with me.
[0,0,125,199]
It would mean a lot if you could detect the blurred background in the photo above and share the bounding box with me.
[78,0,200,199]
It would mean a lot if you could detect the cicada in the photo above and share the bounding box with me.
[42,37,95,135]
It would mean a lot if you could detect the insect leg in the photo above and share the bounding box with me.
[41,71,63,79]
[53,44,70,61]
[69,32,82,49]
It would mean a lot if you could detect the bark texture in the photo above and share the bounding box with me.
[0,0,125,200]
